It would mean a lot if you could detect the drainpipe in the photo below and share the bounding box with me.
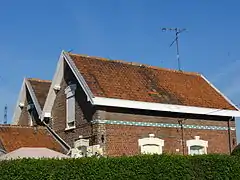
[228,117,233,154]
[178,120,185,155]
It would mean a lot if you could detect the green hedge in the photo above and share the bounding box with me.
[0,155,240,179]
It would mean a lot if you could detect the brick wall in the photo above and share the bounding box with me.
[97,107,236,156]
[18,89,34,126]
[18,97,30,126]
[51,61,100,147]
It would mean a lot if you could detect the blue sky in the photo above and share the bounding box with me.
[1,0,240,137]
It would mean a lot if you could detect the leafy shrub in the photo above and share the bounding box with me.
[231,144,240,156]
[0,154,239,179]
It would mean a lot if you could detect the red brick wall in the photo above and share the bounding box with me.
[98,108,236,156]
[51,61,100,147]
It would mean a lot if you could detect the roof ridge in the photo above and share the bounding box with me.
[0,124,46,129]
[68,52,201,76]
[27,78,51,83]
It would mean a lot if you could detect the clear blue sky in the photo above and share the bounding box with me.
[1,0,240,138]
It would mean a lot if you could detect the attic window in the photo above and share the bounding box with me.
[138,134,164,154]
[65,84,77,130]
[186,136,208,155]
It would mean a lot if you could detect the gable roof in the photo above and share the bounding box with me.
[27,78,51,109]
[42,51,240,118]
[12,78,51,125]
[0,125,66,153]
[69,53,235,110]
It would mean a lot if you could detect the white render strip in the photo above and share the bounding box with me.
[92,97,240,117]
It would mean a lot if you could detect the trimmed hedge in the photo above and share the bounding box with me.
[0,155,240,179]
[231,144,240,156]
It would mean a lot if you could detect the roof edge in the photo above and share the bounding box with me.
[12,78,27,125]
[200,74,239,111]
[41,51,65,120]
[27,78,52,83]
[63,51,94,103]
[25,79,42,116]
[68,53,200,76]
[92,97,240,117]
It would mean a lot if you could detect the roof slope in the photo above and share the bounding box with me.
[69,53,236,110]
[27,78,51,109]
[0,125,65,153]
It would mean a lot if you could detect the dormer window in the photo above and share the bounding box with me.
[138,134,164,155]
[64,84,77,130]
[186,136,208,155]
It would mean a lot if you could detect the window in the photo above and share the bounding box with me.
[190,145,205,155]
[138,134,164,155]
[186,136,208,155]
[65,84,77,130]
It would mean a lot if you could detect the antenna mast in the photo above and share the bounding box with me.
[4,104,7,124]
[162,28,186,71]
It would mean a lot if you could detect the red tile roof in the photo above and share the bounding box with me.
[69,53,236,110]
[0,125,65,153]
[27,78,51,109]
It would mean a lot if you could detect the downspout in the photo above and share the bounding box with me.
[178,119,185,155]
[227,117,233,154]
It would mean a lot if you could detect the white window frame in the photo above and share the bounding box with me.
[186,136,208,155]
[138,134,164,155]
[64,84,77,130]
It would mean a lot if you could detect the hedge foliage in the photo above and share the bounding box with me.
[0,154,240,180]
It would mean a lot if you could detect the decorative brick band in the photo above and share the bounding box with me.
[92,119,236,131]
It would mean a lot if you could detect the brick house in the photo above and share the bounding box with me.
[12,78,51,126]
[19,51,240,156]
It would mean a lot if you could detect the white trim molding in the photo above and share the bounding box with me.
[63,52,94,103]
[25,80,42,116]
[41,52,65,120]
[12,79,27,124]
[92,97,240,117]
[138,134,164,154]
[186,136,208,155]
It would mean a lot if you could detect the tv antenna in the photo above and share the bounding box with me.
[162,28,187,71]
[4,104,7,124]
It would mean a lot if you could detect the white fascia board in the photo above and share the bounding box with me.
[12,78,27,125]
[25,79,42,116]
[92,97,240,117]
[200,75,240,111]
[62,51,94,103]
[41,52,64,120]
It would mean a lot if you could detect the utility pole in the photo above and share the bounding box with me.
[162,28,186,71]
[4,105,7,124]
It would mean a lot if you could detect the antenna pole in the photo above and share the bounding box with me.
[4,105,7,124]
[162,28,186,71]
[175,29,181,71]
